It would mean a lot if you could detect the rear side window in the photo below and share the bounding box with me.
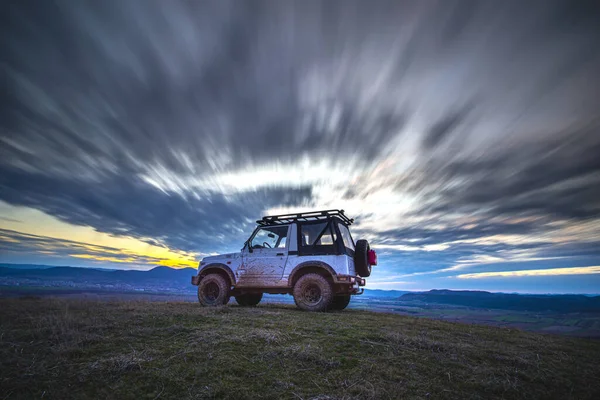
[338,223,355,251]
[300,222,335,246]
[320,227,337,245]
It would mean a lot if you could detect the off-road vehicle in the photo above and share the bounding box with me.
[191,209,377,311]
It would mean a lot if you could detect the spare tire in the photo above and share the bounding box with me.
[354,239,372,277]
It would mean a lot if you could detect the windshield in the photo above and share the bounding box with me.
[338,223,355,251]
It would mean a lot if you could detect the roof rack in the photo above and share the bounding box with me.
[256,209,354,226]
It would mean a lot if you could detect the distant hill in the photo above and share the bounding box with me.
[0,265,196,279]
[3,266,599,314]
[363,289,410,297]
[0,265,409,298]
[0,265,198,293]
[0,263,120,271]
[0,263,63,270]
[400,289,600,313]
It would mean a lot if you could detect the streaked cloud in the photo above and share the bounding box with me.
[457,266,600,279]
[0,227,198,269]
[1,0,600,291]
[376,244,451,252]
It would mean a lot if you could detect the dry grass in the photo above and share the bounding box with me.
[1,297,599,399]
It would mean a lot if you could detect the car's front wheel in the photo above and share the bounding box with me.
[235,293,263,307]
[293,273,334,312]
[197,273,230,306]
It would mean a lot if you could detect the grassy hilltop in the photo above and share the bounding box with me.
[1,299,599,399]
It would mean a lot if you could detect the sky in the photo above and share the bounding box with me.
[1,0,600,293]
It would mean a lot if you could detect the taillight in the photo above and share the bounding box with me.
[368,249,377,266]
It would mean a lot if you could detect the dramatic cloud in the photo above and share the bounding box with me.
[0,228,197,269]
[457,266,600,279]
[1,0,600,291]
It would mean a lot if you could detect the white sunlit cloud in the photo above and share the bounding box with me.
[457,266,600,279]
[140,154,425,231]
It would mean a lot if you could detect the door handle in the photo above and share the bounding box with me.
[276,253,284,256]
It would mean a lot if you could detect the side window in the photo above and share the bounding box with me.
[338,223,355,251]
[300,222,335,246]
[250,226,288,249]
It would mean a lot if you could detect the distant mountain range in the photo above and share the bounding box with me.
[0,266,406,296]
[400,289,600,313]
[1,264,599,313]
[0,265,196,280]
[0,263,67,270]
[362,289,411,297]
[0,264,197,293]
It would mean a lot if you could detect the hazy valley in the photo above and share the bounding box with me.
[2,264,599,338]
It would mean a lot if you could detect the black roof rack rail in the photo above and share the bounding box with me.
[256,209,354,226]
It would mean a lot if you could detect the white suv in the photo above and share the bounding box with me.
[191,210,377,311]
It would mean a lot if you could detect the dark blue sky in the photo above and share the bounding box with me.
[1,0,600,292]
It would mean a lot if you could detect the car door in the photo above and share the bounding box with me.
[237,225,290,286]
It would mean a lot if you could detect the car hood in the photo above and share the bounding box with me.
[199,252,242,267]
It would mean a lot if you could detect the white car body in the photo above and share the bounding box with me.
[198,223,358,288]
[192,206,376,298]
[192,210,373,310]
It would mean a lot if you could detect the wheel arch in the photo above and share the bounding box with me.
[198,263,235,286]
[288,261,336,287]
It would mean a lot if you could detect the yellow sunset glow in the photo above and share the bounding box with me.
[0,201,199,269]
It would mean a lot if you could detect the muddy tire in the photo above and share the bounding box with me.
[235,293,263,307]
[293,273,334,312]
[197,273,230,306]
[354,239,372,277]
[329,294,351,311]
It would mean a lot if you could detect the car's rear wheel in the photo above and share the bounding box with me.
[293,273,334,312]
[235,293,263,307]
[329,294,351,311]
[197,273,230,306]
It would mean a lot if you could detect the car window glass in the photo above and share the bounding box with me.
[338,223,355,250]
[320,233,334,245]
[277,236,287,248]
[320,227,336,245]
[251,226,288,249]
[301,222,335,246]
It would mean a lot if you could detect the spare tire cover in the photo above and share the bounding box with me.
[354,239,371,277]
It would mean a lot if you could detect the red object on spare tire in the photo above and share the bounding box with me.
[354,239,372,277]
[368,249,377,265]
